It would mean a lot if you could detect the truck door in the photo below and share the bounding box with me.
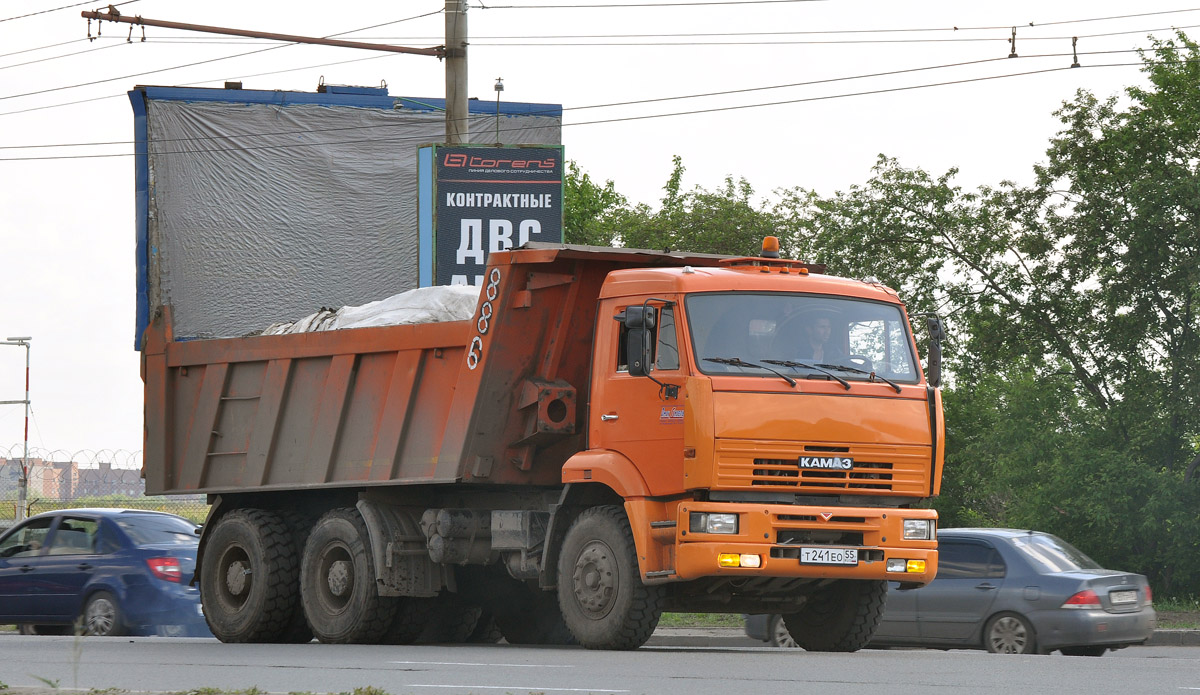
[591,299,688,497]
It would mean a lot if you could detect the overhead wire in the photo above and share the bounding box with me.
[0,58,1160,162]
[0,7,445,102]
[0,0,138,24]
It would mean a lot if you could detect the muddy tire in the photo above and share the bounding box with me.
[201,508,302,643]
[556,505,662,650]
[380,597,438,645]
[783,579,886,652]
[418,593,481,643]
[277,511,315,643]
[301,508,396,644]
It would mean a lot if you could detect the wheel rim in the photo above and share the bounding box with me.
[988,616,1029,654]
[316,542,354,614]
[772,617,797,648]
[571,539,618,619]
[216,543,253,612]
[86,596,117,635]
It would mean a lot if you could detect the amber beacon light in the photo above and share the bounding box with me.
[760,236,781,258]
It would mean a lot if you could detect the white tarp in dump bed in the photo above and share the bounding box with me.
[261,285,481,335]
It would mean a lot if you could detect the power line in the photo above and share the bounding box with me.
[0,41,127,71]
[0,59,1155,162]
[0,38,88,60]
[0,0,138,23]
[0,48,1155,151]
[476,0,825,7]
[0,7,445,103]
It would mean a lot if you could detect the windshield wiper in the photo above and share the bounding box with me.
[815,363,902,393]
[704,357,797,387]
[762,360,850,390]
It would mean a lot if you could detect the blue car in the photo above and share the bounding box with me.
[0,508,211,637]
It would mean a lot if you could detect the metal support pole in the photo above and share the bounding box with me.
[445,0,469,144]
[2,337,31,520]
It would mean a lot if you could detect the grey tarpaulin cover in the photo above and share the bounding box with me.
[139,88,560,342]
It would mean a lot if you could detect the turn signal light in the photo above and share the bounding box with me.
[906,559,926,573]
[718,553,762,569]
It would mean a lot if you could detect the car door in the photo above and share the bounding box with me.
[0,516,56,622]
[916,538,1006,643]
[32,515,103,620]
[873,581,920,641]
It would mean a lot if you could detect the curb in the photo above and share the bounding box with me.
[648,626,1200,648]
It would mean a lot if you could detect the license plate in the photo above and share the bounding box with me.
[800,547,858,565]
[1110,590,1138,605]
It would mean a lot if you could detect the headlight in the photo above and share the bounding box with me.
[689,512,739,534]
[903,519,934,540]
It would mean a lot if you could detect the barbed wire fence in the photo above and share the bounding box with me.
[1,444,208,526]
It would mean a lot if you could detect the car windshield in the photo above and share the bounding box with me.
[686,292,920,383]
[115,514,200,546]
[1009,533,1102,573]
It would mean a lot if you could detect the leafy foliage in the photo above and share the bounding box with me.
[562,33,1200,595]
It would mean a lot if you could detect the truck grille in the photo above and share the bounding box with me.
[714,441,931,494]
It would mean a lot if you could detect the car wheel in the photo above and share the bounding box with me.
[557,505,664,650]
[82,591,126,636]
[300,508,397,644]
[783,580,887,652]
[984,612,1037,654]
[200,508,302,643]
[768,614,798,648]
[416,593,481,643]
[1060,645,1107,657]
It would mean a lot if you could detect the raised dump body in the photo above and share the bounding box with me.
[140,242,944,651]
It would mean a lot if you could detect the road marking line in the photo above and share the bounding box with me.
[389,661,574,668]
[407,686,626,693]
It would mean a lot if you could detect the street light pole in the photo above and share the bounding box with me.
[1,336,31,520]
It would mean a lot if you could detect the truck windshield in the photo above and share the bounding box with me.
[686,292,920,384]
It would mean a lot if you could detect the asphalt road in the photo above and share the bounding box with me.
[0,633,1197,695]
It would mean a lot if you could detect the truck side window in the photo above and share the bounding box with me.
[655,306,679,371]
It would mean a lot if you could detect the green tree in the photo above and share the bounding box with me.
[562,160,629,247]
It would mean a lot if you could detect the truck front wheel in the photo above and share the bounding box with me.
[200,508,301,642]
[782,579,887,652]
[300,508,397,643]
[556,505,663,650]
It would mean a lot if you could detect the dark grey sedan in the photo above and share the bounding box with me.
[746,528,1156,655]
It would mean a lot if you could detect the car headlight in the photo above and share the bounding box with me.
[690,512,739,534]
[903,519,934,540]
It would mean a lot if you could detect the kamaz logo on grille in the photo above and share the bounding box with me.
[798,456,854,470]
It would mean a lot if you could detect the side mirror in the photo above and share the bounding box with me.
[623,306,656,377]
[925,316,945,388]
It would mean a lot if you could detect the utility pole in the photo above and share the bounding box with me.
[81,7,465,144]
[1,337,31,520]
[444,0,469,144]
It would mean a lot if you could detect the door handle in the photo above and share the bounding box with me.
[77,563,93,571]
[601,413,619,421]
[975,583,997,591]
[19,565,34,573]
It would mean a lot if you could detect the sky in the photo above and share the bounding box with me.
[0,0,1192,462]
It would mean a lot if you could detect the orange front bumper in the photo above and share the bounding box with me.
[670,501,939,583]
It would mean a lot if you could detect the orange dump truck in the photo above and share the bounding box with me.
[141,242,943,650]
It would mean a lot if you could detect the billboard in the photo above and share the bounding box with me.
[130,85,562,347]
[418,144,564,287]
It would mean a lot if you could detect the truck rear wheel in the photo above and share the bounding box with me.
[417,593,481,643]
[782,579,887,652]
[301,508,397,644]
[201,508,302,643]
[380,597,437,645]
[556,505,663,650]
